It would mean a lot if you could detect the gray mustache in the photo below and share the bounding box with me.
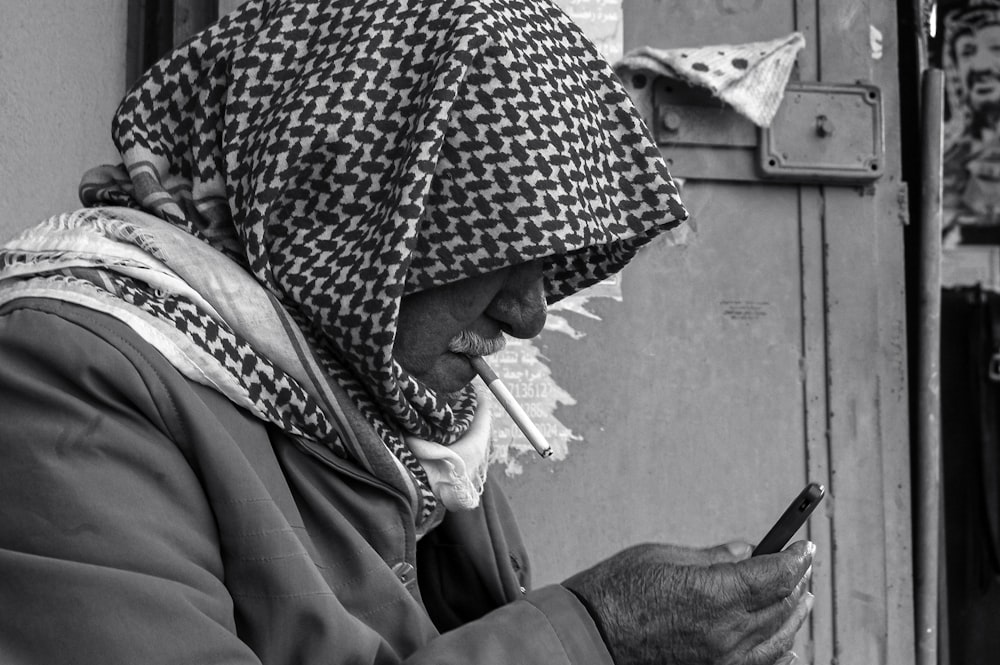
[448,329,506,357]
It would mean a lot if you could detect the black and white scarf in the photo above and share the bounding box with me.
[71,0,687,525]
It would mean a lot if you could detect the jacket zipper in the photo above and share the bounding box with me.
[291,436,419,568]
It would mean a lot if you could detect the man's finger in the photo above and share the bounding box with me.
[738,540,815,610]
[745,591,814,665]
[735,564,812,640]
[702,540,754,564]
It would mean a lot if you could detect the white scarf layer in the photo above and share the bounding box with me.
[0,207,492,517]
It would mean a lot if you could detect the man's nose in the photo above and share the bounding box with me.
[486,260,548,339]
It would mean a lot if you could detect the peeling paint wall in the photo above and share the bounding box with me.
[484,0,628,474]
[485,279,621,475]
[497,2,915,663]
[555,0,624,63]
[0,3,128,242]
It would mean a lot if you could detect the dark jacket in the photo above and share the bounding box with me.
[0,298,612,665]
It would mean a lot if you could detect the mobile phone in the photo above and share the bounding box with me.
[751,482,825,556]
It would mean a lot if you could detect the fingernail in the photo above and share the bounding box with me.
[775,650,798,665]
[806,541,817,557]
[805,592,815,611]
[727,542,752,558]
[805,564,813,581]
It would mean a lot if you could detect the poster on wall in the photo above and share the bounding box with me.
[936,0,1000,246]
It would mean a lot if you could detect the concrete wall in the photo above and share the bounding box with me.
[0,2,615,245]
[0,3,128,241]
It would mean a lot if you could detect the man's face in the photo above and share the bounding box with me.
[393,260,547,395]
[955,23,1000,113]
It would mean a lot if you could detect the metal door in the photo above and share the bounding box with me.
[495,1,915,664]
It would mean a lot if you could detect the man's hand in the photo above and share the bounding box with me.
[562,540,815,665]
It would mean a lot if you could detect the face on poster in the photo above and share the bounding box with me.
[941,1,1000,244]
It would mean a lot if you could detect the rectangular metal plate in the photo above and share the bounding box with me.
[637,75,759,181]
[628,73,885,184]
[759,81,884,183]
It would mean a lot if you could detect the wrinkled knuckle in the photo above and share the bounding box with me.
[719,647,747,665]
[773,626,798,655]
[674,563,701,600]
[729,567,755,605]
[698,621,742,662]
[695,568,735,611]
[717,614,752,655]
[776,576,797,599]
[771,564,798,598]
[748,633,795,665]
[777,631,797,655]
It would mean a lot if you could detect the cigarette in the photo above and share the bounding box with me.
[468,355,553,458]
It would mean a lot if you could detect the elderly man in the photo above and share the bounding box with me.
[0,1,813,663]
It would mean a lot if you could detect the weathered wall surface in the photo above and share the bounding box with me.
[0,3,128,241]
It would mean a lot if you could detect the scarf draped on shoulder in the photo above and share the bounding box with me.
[13,0,687,526]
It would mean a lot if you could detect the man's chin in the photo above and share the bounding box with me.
[427,382,475,405]
[416,354,478,398]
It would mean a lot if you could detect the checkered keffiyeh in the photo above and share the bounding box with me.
[76,0,687,522]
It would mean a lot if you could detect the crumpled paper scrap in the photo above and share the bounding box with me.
[616,32,806,127]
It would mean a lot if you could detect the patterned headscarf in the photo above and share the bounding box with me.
[80,0,686,510]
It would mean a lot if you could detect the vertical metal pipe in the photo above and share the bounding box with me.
[915,66,944,665]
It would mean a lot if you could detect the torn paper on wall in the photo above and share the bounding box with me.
[486,276,622,475]
[615,32,806,127]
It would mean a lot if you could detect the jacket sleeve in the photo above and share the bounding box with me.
[405,585,615,665]
[415,475,616,665]
[0,301,614,665]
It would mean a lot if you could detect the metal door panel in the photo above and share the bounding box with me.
[499,180,809,565]
[499,1,914,664]
[623,0,797,50]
